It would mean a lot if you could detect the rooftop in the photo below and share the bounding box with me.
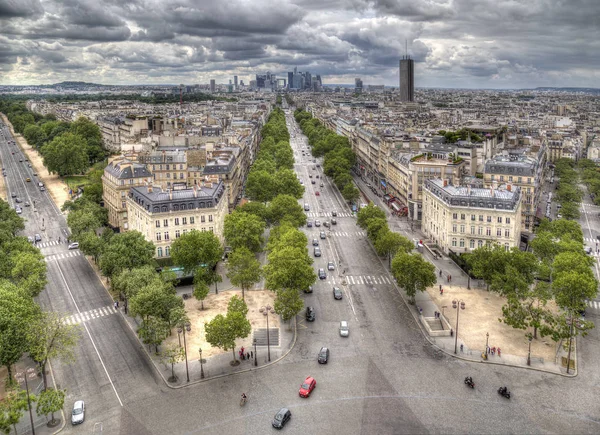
[425,178,521,211]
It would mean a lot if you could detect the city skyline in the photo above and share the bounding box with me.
[0,0,598,88]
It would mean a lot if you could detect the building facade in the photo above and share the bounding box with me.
[399,57,414,102]
[127,182,228,258]
[422,179,522,254]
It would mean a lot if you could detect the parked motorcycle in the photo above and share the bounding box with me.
[464,377,474,389]
[498,386,511,399]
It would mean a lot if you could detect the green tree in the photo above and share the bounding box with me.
[559,201,580,220]
[223,212,266,253]
[374,231,414,266]
[268,194,306,227]
[23,124,47,149]
[137,316,169,354]
[226,311,252,361]
[227,247,262,300]
[227,294,249,317]
[274,288,304,324]
[500,281,556,339]
[2,388,36,435]
[391,252,436,303]
[205,314,241,364]
[77,230,105,263]
[36,388,66,426]
[10,250,47,297]
[236,201,268,223]
[357,203,386,229]
[245,170,277,203]
[366,218,389,242]
[99,231,156,279]
[267,225,308,254]
[467,244,508,289]
[170,230,223,274]
[27,312,80,391]
[129,280,183,324]
[67,208,104,238]
[192,277,210,310]
[275,168,304,198]
[274,147,295,170]
[41,132,89,176]
[264,246,316,293]
[489,249,539,297]
[196,266,223,294]
[160,344,185,382]
[112,265,160,312]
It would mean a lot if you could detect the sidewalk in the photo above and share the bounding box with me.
[352,173,575,376]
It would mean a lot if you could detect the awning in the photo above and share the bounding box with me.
[391,202,401,211]
[380,180,387,187]
[383,194,391,202]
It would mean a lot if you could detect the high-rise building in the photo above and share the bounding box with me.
[355,77,363,94]
[288,72,294,89]
[234,75,238,88]
[210,79,216,93]
[399,56,414,102]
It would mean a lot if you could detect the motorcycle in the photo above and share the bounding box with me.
[498,387,511,399]
[464,377,474,389]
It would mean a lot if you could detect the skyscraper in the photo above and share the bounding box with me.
[399,56,414,102]
[234,75,238,88]
[288,72,294,89]
[210,79,216,93]
[355,77,363,94]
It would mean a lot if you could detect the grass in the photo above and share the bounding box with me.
[63,175,94,191]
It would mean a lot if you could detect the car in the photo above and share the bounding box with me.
[315,220,321,227]
[309,174,313,178]
[11,192,16,198]
[312,166,316,170]
[299,376,316,398]
[318,268,326,279]
[320,231,326,239]
[27,164,31,168]
[331,218,337,225]
[328,261,335,270]
[38,182,44,187]
[26,178,31,182]
[33,173,37,176]
[68,242,80,250]
[585,246,593,255]
[304,203,310,211]
[339,321,349,337]
[71,400,85,425]
[15,198,22,203]
[311,180,316,185]
[315,191,320,196]
[332,211,337,217]
[314,247,321,257]
[557,214,562,219]
[299,180,304,185]
[318,347,329,364]
[34,234,41,242]
[306,306,316,322]
[40,186,45,191]
[307,221,313,228]
[272,408,291,429]
[19,159,22,162]
[315,175,319,178]
[312,239,319,246]
[24,201,30,207]
[303,285,313,294]
[27,236,34,243]
[323,221,330,228]
[333,287,343,299]
[15,207,21,214]
[320,183,324,187]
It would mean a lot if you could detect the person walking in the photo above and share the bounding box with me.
[497,348,501,357]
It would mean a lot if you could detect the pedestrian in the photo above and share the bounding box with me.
[460,344,464,352]
[449,274,452,282]
[250,351,253,359]
[439,270,443,277]
[450,329,453,337]
[440,287,444,296]
[246,352,250,360]
[241,346,245,355]
[491,346,496,356]
[447,274,450,283]
[497,348,501,357]
[418,307,423,315]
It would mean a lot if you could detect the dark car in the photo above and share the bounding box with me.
[272,408,291,429]
[303,286,313,294]
[307,221,313,228]
[318,268,326,279]
[333,287,342,300]
[306,306,316,322]
[311,180,316,184]
[332,211,337,217]
[318,347,329,364]
[312,239,319,246]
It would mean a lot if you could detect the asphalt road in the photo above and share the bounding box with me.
[2,115,599,434]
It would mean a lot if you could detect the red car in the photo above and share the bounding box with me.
[315,191,320,196]
[299,376,316,398]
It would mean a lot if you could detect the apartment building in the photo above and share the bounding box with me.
[127,181,228,258]
[422,179,522,254]
[102,157,153,231]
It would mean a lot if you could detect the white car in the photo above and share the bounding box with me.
[68,242,79,250]
[71,400,85,425]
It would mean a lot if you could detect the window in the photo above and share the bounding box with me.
[487,216,492,222]
[470,239,475,249]
[155,220,160,228]
[497,217,502,223]
[461,214,465,220]
[505,229,510,237]
[460,225,465,233]
[175,218,180,225]
[157,247,163,257]
[471,226,475,235]
[478,227,483,235]
[167,173,171,179]
[175,230,180,238]
[163,219,168,227]
[478,240,483,248]
[479,215,483,222]
[509,176,513,182]
[500,176,504,182]
[505,243,510,251]
[518,177,522,183]
[182,229,187,235]
[166,164,170,170]
[527,178,531,184]
[182,217,187,225]
[506,218,511,224]
[452,224,457,232]
[201,216,206,223]
[209,227,213,232]
[471,215,476,221]
[459,239,465,248]
[156,232,161,241]
[208,215,213,222]
[165,246,170,257]
[486,227,491,236]
[190,217,195,224]
[497,228,502,237]
[164,232,170,241]
[452,238,457,247]
[452,213,458,219]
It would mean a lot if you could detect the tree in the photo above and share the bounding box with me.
[227,247,262,300]
[366,218,389,242]
[267,225,307,253]
[77,230,105,263]
[245,170,277,203]
[27,312,80,391]
[160,344,186,382]
[223,212,266,253]
[99,231,156,279]
[501,281,555,339]
[275,168,304,199]
[228,295,249,317]
[268,194,307,227]
[137,316,169,354]
[67,208,104,238]
[112,265,161,312]
[192,277,210,310]
[466,244,508,289]
[264,246,316,293]
[489,249,539,297]
[374,231,414,266]
[23,124,46,149]
[341,183,360,204]
[36,388,66,426]
[274,147,295,170]
[274,288,304,324]
[41,132,89,176]
[10,250,47,297]
[2,388,35,435]
[170,230,223,274]
[559,201,580,220]
[357,203,386,229]
[391,252,436,303]
[204,314,236,363]
[129,280,183,324]
[196,266,223,294]
[226,311,252,361]
[236,201,268,223]
[0,283,40,384]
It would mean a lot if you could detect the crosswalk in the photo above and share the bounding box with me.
[325,274,394,286]
[587,300,600,310]
[306,212,353,218]
[63,305,117,325]
[45,251,82,262]
[37,240,61,248]
[328,231,366,238]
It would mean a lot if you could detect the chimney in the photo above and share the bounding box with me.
[467,185,471,195]
[169,189,172,200]
[148,183,153,193]
[507,184,512,192]
[193,185,197,197]
[443,179,448,187]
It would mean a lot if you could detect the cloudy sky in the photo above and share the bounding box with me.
[0,0,598,88]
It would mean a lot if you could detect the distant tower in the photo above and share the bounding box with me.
[210,79,216,93]
[179,84,183,106]
[234,75,238,89]
[399,42,414,102]
[355,77,363,94]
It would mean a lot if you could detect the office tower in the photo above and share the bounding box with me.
[255,74,266,88]
[210,79,216,93]
[399,56,414,102]
[288,71,294,89]
[303,72,311,89]
[355,77,363,94]
[234,75,238,88]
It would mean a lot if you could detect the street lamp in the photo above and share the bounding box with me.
[253,338,258,367]
[486,332,490,355]
[452,299,465,354]
[527,335,533,366]
[177,322,191,382]
[198,348,205,379]
[259,305,274,362]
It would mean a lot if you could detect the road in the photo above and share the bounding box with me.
[0,121,159,434]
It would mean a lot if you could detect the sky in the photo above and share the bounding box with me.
[0,0,599,88]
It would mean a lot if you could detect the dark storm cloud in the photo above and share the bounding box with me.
[0,0,598,87]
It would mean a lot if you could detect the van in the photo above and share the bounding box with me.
[304,203,310,211]
[339,321,349,337]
